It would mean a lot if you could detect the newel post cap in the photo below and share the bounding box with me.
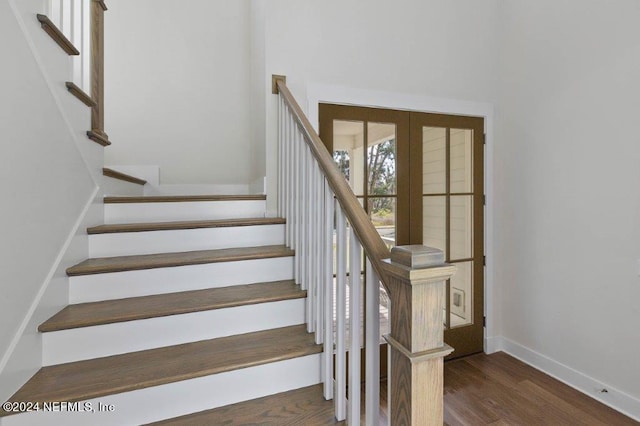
[390,245,445,269]
[384,245,455,283]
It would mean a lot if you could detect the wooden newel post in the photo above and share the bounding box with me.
[383,245,456,426]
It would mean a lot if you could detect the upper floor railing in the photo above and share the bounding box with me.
[274,76,456,425]
[48,0,108,141]
[48,0,92,91]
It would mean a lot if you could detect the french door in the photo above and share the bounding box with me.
[319,103,484,359]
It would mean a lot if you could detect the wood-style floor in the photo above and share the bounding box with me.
[442,352,638,425]
[152,352,638,425]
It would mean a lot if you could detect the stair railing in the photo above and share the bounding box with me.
[274,76,456,425]
[48,0,91,91]
[48,0,108,140]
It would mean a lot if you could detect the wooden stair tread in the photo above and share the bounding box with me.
[149,384,342,425]
[66,245,294,276]
[39,280,304,332]
[1,326,320,412]
[87,217,285,234]
[104,194,266,203]
[103,168,147,185]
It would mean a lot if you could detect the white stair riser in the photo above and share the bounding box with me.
[0,354,321,426]
[104,200,266,224]
[102,177,144,197]
[42,299,305,365]
[89,225,285,257]
[69,257,294,303]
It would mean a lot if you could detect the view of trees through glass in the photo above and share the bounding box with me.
[333,136,396,246]
[367,139,396,226]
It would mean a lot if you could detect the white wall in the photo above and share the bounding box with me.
[262,0,500,214]
[104,0,253,186]
[495,0,640,414]
[0,0,99,401]
[261,0,640,417]
[249,0,267,190]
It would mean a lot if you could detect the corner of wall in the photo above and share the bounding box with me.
[495,336,640,422]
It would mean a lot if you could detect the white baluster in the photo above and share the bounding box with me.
[277,96,283,217]
[71,0,82,86]
[81,0,91,91]
[61,0,72,41]
[287,110,295,249]
[308,157,318,335]
[335,204,347,421]
[365,259,380,425]
[294,125,301,284]
[284,105,291,247]
[349,228,362,425]
[314,161,323,344]
[323,180,335,400]
[50,0,62,31]
[304,145,313,327]
[281,98,289,240]
[303,143,310,293]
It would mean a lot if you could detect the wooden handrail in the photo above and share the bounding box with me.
[275,80,391,289]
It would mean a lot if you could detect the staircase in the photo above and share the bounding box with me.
[0,194,336,425]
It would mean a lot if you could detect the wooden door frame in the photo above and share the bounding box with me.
[409,112,484,358]
[307,83,496,354]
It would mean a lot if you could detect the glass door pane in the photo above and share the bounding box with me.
[332,120,365,196]
[423,196,446,253]
[367,122,397,248]
[422,127,446,194]
[368,197,396,249]
[450,195,473,260]
[450,129,473,193]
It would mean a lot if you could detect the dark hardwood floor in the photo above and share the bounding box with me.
[442,352,638,425]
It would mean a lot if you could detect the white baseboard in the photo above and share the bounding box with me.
[484,335,503,354]
[496,336,640,422]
